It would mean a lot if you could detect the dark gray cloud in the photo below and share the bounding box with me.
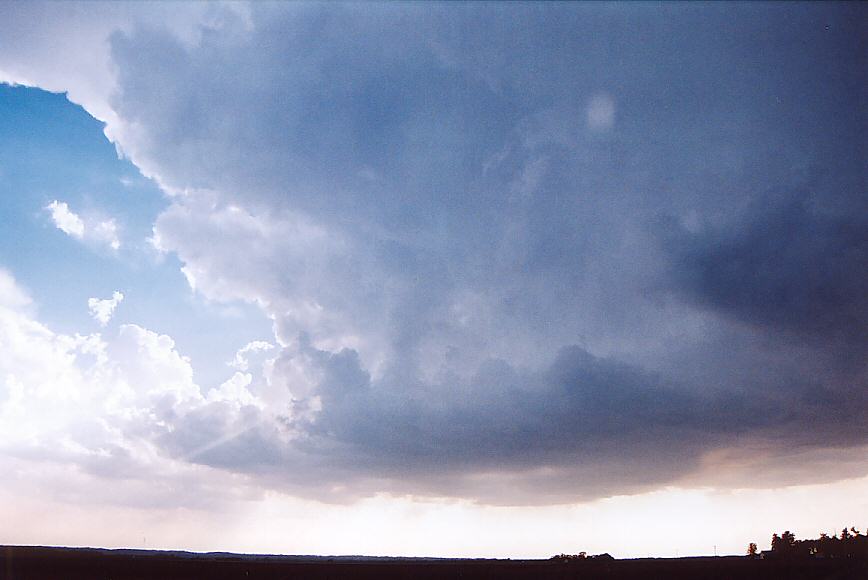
[667,193,868,351]
[160,340,725,503]
[161,334,868,504]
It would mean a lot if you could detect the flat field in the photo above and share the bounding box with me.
[2,546,867,579]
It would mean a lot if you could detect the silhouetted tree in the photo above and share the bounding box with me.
[769,527,868,560]
[747,543,758,557]
[550,552,613,564]
[771,531,797,555]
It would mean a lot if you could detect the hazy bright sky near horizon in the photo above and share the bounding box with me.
[0,1,866,558]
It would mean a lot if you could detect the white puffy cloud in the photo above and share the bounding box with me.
[228,340,273,371]
[88,291,124,326]
[46,200,85,238]
[0,268,262,509]
[207,372,261,408]
[108,323,203,408]
[45,200,121,250]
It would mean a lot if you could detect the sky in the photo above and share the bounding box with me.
[0,1,866,558]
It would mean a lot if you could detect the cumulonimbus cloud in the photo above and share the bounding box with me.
[1,2,866,505]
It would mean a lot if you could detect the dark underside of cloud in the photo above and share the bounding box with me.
[162,326,868,504]
[669,193,868,352]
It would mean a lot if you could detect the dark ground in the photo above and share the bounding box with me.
[2,546,866,579]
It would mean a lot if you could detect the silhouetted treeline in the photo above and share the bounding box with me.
[766,527,868,559]
[550,552,614,562]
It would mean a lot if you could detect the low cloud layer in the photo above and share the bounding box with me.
[1,2,866,506]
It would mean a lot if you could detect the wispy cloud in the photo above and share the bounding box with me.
[46,200,85,238]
